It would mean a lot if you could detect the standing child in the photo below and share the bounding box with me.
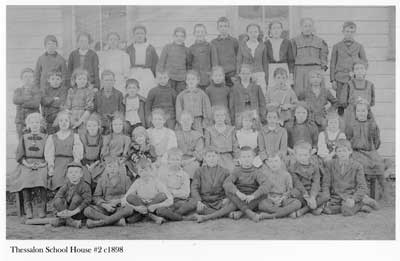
[189,24,212,91]
[35,35,68,90]
[124,78,146,133]
[205,106,238,172]
[205,66,231,120]
[8,113,48,219]
[126,25,158,98]
[291,18,329,99]
[157,27,191,94]
[145,70,178,129]
[211,17,239,87]
[330,21,367,115]
[265,20,295,87]
[13,68,42,137]
[41,70,68,134]
[44,110,83,191]
[68,32,100,89]
[237,23,268,96]
[229,64,266,128]
[176,70,212,132]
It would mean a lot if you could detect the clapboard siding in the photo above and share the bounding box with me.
[300,6,390,21]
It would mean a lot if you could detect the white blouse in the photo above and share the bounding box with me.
[270,38,283,62]
[133,42,149,66]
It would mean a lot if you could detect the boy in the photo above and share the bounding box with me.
[41,69,68,134]
[13,68,42,137]
[145,70,178,129]
[35,35,68,90]
[211,17,239,87]
[51,162,92,228]
[323,139,379,216]
[330,21,367,115]
[288,141,329,217]
[94,70,124,134]
[157,27,191,94]
[196,146,270,223]
[84,157,134,228]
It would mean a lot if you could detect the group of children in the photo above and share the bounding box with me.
[8,16,387,228]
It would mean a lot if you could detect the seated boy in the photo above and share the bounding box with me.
[257,153,302,219]
[51,162,92,228]
[323,139,379,216]
[84,157,135,228]
[122,158,174,224]
[196,146,270,223]
[288,141,329,218]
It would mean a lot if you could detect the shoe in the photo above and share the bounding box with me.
[86,219,105,229]
[312,207,323,216]
[126,213,143,224]
[24,202,33,219]
[360,205,373,213]
[65,218,82,228]
[115,218,126,226]
[363,196,380,210]
[289,212,297,219]
[50,218,66,227]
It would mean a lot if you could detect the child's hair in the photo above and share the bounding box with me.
[326,109,339,121]
[246,23,261,33]
[112,111,125,123]
[156,69,169,76]
[217,16,230,25]
[70,68,89,87]
[295,101,310,113]
[53,110,72,128]
[352,59,368,70]
[193,23,207,34]
[173,27,186,37]
[342,21,357,31]
[25,112,44,129]
[238,33,249,43]
[106,32,120,40]
[132,24,147,34]
[335,139,352,151]
[86,113,102,127]
[204,148,219,156]
[20,67,34,79]
[238,110,256,130]
[126,78,140,89]
[266,106,280,120]
[167,147,183,160]
[273,67,288,78]
[179,110,194,123]
[137,158,152,171]
[211,105,228,124]
[294,140,312,153]
[300,17,314,26]
[240,146,255,155]
[76,32,93,44]
[268,151,282,160]
[308,69,324,85]
[239,64,253,74]
[132,126,148,139]
[268,20,283,38]
[101,70,116,80]
[44,34,58,46]
[151,108,166,120]
[47,69,63,79]
[186,70,200,80]
[211,66,225,77]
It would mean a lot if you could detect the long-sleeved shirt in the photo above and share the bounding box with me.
[124,95,146,127]
[205,125,238,154]
[291,33,329,69]
[265,38,295,78]
[258,125,288,161]
[176,88,212,120]
[305,87,338,127]
[13,86,42,124]
[35,52,68,90]
[288,160,320,197]
[287,120,319,149]
[205,82,231,109]
[345,119,381,151]
[101,133,131,159]
[265,85,298,122]
[157,42,191,81]
[41,85,68,126]
[147,127,178,161]
[93,88,124,120]
[175,130,204,161]
[93,171,132,206]
[189,40,212,86]
[145,84,177,126]
[68,49,100,89]
[211,35,239,73]
[126,42,159,76]
[340,79,375,108]
[54,179,92,210]
[98,49,130,93]
[157,166,190,200]
[264,167,293,197]
[64,87,95,126]
[236,40,268,74]
[317,130,346,159]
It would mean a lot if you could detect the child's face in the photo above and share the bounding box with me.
[355,104,368,122]
[174,32,186,45]
[343,26,356,40]
[134,134,146,145]
[152,114,165,129]
[45,40,57,54]
[138,165,152,179]
[217,22,230,35]
[327,118,339,132]
[78,35,90,50]
[301,20,314,35]
[214,110,226,125]
[270,23,283,38]
[295,106,308,124]
[29,117,41,133]
[309,73,321,86]
[105,161,119,176]
[353,64,366,79]
[108,34,119,49]
[157,73,169,86]
[134,29,146,44]
[48,75,62,88]
[75,74,88,88]
[242,117,253,130]
[22,72,34,86]
[194,26,206,41]
[167,154,181,168]
[274,73,287,88]
[295,148,311,165]
[240,67,252,83]
[180,114,193,131]
[86,120,99,136]
[66,167,83,185]
[58,115,70,130]
[247,26,259,41]
[212,70,225,84]
[267,155,282,172]
[102,75,115,90]
[112,119,124,134]
[266,112,279,126]
[239,150,254,168]
[336,146,352,161]
[204,152,219,167]
[186,74,199,90]
[126,84,139,97]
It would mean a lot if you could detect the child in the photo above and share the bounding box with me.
[265,20,295,87]
[235,111,259,152]
[291,18,329,99]
[304,69,337,131]
[229,64,266,128]
[93,70,124,134]
[176,70,212,132]
[237,23,268,96]
[44,110,83,191]
[257,153,302,219]
[323,139,379,216]
[84,157,134,228]
[205,66,231,115]
[98,32,130,94]
[51,162,91,228]
[157,27,191,94]
[64,69,95,134]
[126,25,158,98]
[330,21,368,115]
[211,17,239,87]
[175,111,204,179]
[13,68,42,137]
[8,113,48,219]
[189,24,212,90]
[345,99,388,200]
[41,70,68,134]
[145,70,177,129]
[196,147,269,223]
[35,35,68,90]
[205,106,238,172]
[123,158,173,224]
[124,78,146,133]
[258,107,288,162]
[147,109,178,163]
[68,32,100,89]
[265,67,298,125]
[288,141,329,217]
[101,112,131,161]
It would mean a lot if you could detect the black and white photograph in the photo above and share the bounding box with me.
[4,3,396,243]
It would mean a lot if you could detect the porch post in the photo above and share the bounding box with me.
[289,6,302,38]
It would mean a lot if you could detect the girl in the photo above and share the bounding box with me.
[236,23,268,97]
[124,79,146,133]
[176,70,212,133]
[98,32,130,94]
[205,106,238,171]
[68,32,100,89]
[126,25,158,98]
[8,113,48,219]
[44,110,83,191]
[101,112,131,161]
[265,20,295,87]
[175,111,205,179]
[147,109,178,164]
[64,69,95,134]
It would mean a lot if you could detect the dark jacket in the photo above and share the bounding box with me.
[126,43,159,76]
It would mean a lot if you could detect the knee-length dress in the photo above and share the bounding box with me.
[80,133,104,185]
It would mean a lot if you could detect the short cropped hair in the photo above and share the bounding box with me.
[193,23,207,34]
[86,113,102,127]
[126,78,140,89]
[173,27,186,37]
[273,67,288,78]
[132,24,147,34]
[44,35,58,46]
[20,67,34,79]
[186,70,200,80]
[47,69,62,79]
[101,70,115,80]
[76,32,93,44]
[217,16,230,24]
[240,146,255,154]
[336,139,352,151]
[106,32,120,40]
[211,66,225,77]
[294,140,312,152]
